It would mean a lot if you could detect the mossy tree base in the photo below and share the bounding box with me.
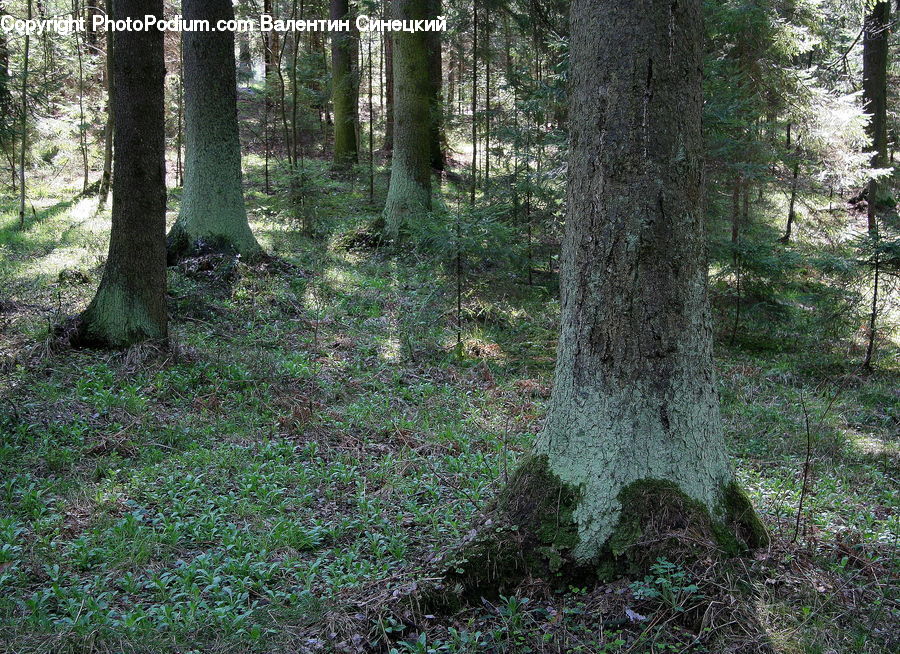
[72,282,167,349]
[441,455,768,601]
[166,223,262,266]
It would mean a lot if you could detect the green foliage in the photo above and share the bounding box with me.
[629,558,704,613]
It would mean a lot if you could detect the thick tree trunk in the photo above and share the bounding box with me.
[382,0,432,241]
[862,1,890,233]
[330,0,359,168]
[447,0,766,594]
[75,0,167,347]
[167,0,260,260]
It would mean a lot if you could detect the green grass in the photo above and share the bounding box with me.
[0,145,898,652]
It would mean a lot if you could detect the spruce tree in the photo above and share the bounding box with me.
[167,0,261,260]
[75,0,167,347]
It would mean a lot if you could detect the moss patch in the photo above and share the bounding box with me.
[720,480,770,551]
[441,454,589,599]
[604,478,768,574]
[441,469,769,602]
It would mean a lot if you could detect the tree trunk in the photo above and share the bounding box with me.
[331,0,359,168]
[84,0,101,54]
[382,0,432,241]
[167,0,261,260]
[382,5,394,152]
[18,0,31,229]
[0,8,10,120]
[75,0,167,347]
[446,0,766,594]
[73,0,90,194]
[426,0,444,170]
[97,0,114,207]
[1,3,13,193]
[469,0,477,205]
[781,157,800,242]
[862,1,890,233]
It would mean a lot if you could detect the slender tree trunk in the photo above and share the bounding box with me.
[18,0,32,229]
[382,0,432,240]
[84,0,100,54]
[368,29,375,202]
[426,0,444,170]
[98,0,115,206]
[862,1,890,233]
[331,0,359,168]
[781,157,800,242]
[290,0,303,172]
[447,0,766,594]
[73,0,90,194]
[75,0,168,347]
[167,0,261,260]
[175,31,183,187]
[0,4,12,187]
[470,0,477,205]
[484,13,490,186]
[863,243,880,370]
[382,2,394,152]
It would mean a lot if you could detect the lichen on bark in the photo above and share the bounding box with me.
[382,0,432,242]
[167,0,261,263]
[444,467,769,597]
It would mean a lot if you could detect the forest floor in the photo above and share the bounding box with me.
[1,126,899,652]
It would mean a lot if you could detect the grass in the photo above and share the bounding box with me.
[0,120,898,653]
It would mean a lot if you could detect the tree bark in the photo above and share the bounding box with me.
[862,1,890,233]
[426,0,444,170]
[167,0,261,260]
[330,0,359,168]
[0,5,10,118]
[382,4,394,152]
[75,0,167,347]
[97,0,114,207]
[781,157,800,242]
[17,0,31,229]
[382,0,432,241]
[446,0,766,594]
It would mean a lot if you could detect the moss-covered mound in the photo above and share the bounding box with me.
[440,457,769,601]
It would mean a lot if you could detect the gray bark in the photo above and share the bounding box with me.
[167,0,260,259]
[382,0,432,240]
[448,1,766,585]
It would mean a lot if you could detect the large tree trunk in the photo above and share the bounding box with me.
[862,1,890,233]
[330,0,359,168]
[447,0,766,594]
[167,0,261,260]
[75,0,167,347]
[382,0,432,241]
